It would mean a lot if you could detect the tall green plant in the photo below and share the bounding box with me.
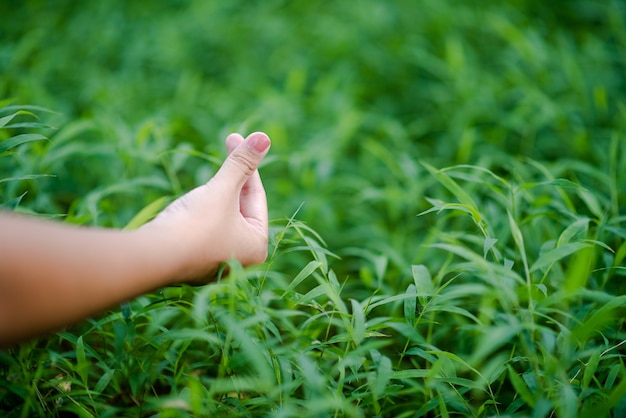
[0,101,55,211]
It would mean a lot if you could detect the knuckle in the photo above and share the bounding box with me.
[229,151,257,176]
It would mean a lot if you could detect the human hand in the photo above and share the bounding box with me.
[142,132,271,284]
[0,132,270,343]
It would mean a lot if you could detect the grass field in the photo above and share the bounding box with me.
[1,1,625,416]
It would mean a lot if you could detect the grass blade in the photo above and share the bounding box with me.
[282,260,322,296]
[0,133,48,153]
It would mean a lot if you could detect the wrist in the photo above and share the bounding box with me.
[134,223,222,286]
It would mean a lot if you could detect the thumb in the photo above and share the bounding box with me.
[214,132,271,190]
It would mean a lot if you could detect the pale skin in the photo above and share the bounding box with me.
[0,132,271,347]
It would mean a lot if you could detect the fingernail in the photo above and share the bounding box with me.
[247,133,270,153]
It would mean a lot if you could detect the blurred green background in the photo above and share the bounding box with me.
[3,0,624,278]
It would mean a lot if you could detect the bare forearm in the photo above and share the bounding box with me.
[0,213,179,345]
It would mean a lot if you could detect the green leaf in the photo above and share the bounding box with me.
[75,335,89,387]
[557,382,578,418]
[123,196,170,230]
[438,391,450,418]
[372,354,393,398]
[0,104,56,115]
[577,188,605,219]
[508,366,535,407]
[0,110,37,128]
[418,201,480,220]
[522,178,585,191]
[351,298,365,346]
[188,374,208,415]
[93,369,116,393]
[530,242,592,273]
[428,350,485,379]
[469,324,521,366]
[0,174,54,184]
[294,283,327,305]
[557,217,590,246]
[442,164,510,188]
[483,237,498,258]
[1,191,27,209]
[421,161,478,210]
[564,245,595,294]
[582,376,626,417]
[534,283,548,297]
[392,369,430,380]
[427,304,482,324]
[365,291,432,314]
[282,260,322,296]
[507,210,530,283]
[0,133,48,153]
[412,264,433,306]
[582,350,601,390]
[404,284,417,325]
[572,295,626,345]
[298,354,325,394]
[219,314,274,386]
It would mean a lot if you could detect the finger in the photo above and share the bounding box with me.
[214,132,271,191]
[226,133,244,154]
[226,133,267,225]
[231,133,268,228]
[226,132,267,225]
[239,168,268,229]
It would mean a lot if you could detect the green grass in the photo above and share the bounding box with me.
[1,0,625,416]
